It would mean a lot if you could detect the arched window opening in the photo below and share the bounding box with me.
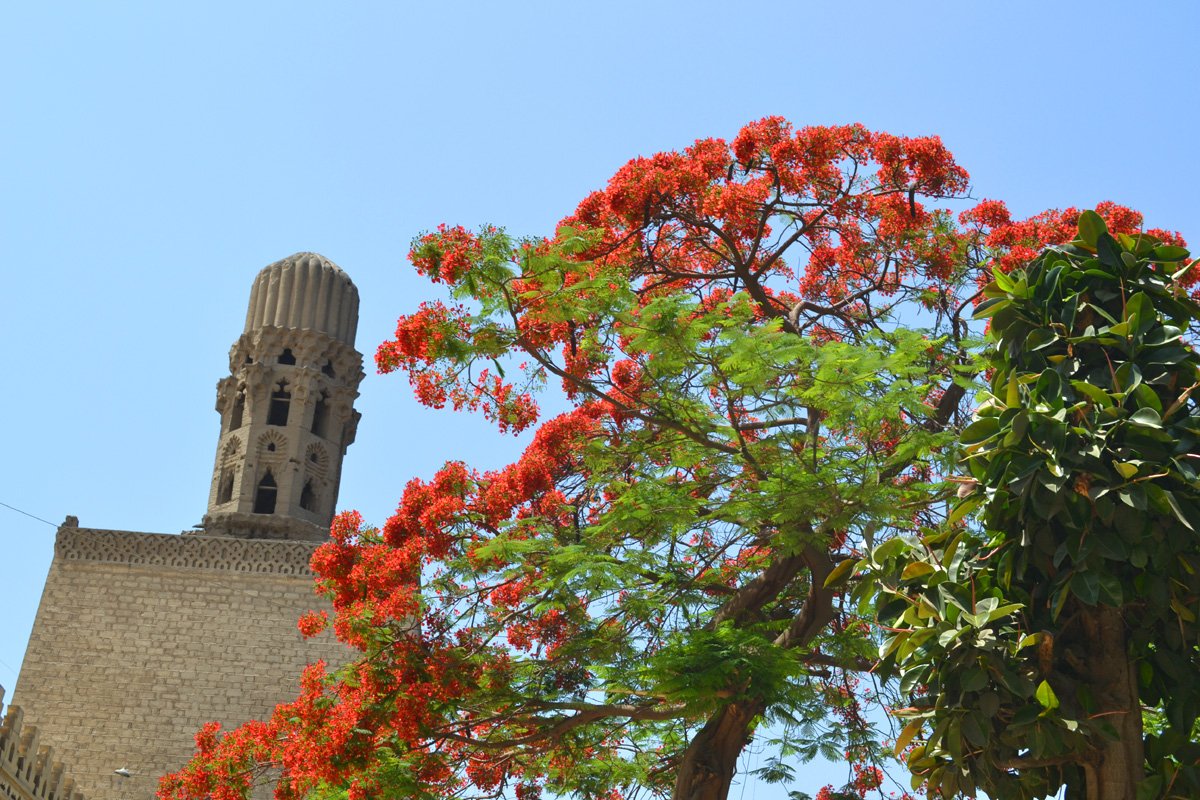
[253,472,277,514]
[279,348,296,366]
[322,360,336,378]
[217,469,235,504]
[227,392,245,430]
[311,393,330,438]
[244,354,253,364]
[268,383,291,426]
[300,481,317,512]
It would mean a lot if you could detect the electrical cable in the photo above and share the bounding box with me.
[0,501,58,528]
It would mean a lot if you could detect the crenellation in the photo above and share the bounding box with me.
[0,687,86,800]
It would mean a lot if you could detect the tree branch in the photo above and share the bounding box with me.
[437,701,689,751]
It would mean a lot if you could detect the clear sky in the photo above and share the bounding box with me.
[2,1,1198,795]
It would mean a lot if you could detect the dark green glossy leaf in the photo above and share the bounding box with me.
[1024,328,1057,352]
[1128,407,1162,428]
[1133,384,1163,414]
[1144,345,1192,366]
[961,713,988,747]
[961,417,1001,446]
[1073,570,1100,604]
[972,295,1010,319]
[1115,362,1142,394]
[961,667,988,693]
[1125,292,1156,337]
[1098,572,1125,606]
[1071,380,1113,407]
[1078,210,1107,247]
[1097,233,1123,269]
[1152,245,1190,262]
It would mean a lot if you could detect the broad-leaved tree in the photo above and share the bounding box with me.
[869,213,1199,800]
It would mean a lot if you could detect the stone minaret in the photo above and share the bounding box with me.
[202,252,364,541]
[14,253,357,800]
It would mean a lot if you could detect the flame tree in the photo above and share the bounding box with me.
[159,118,1177,800]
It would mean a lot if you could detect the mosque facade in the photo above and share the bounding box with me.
[3,254,361,800]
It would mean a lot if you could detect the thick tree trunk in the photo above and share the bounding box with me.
[1081,605,1143,800]
[671,700,764,800]
[667,543,837,800]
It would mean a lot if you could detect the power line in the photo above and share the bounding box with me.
[0,654,21,683]
[0,500,57,528]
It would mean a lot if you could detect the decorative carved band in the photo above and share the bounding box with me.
[229,327,364,384]
[55,528,319,575]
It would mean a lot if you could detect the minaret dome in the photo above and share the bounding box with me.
[244,252,359,346]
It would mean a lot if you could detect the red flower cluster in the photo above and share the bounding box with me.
[960,199,1188,281]
[563,116,972,320]
[409,224,487,284]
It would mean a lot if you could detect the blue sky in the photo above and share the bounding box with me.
[2,1,1198,795]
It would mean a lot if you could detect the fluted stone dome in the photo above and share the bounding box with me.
[244,252,358,346]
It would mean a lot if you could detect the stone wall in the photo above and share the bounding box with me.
[13,528,350,800]
[0,686,86,800]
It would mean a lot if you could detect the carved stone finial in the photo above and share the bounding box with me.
[62,515,79,528]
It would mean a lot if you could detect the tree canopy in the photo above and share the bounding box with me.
[869,213,1200,799]
[158,118,1194,800]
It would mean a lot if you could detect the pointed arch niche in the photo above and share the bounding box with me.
[253,471,278,514]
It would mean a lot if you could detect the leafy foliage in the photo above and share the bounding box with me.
[868,213,1200,798]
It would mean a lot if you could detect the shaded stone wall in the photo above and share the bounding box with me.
[13,527,350,800]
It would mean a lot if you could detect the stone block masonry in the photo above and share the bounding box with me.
[13,527,351,800]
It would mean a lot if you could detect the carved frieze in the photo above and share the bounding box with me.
[55,528,318,575]
[229,329,363,385]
